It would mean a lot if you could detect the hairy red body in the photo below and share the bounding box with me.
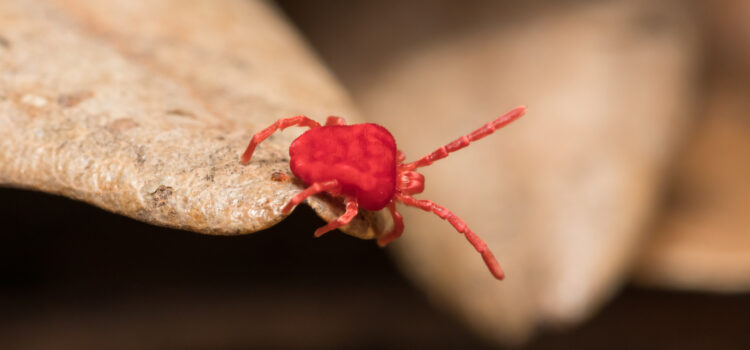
[289,124,397,211]
[241,107,526,280]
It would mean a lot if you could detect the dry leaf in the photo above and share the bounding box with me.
[635,80,750,292]
[0,0,385,239]
[634,0,750,292]
[312,0,697,343]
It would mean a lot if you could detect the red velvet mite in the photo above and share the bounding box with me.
[241,106,526,280]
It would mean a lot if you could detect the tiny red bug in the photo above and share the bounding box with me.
[241,106,526,280]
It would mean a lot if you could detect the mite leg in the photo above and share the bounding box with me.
[325,116,347,126]
[377,201,404,247]
[313,196,359,237]
[397,194,505,280]
[281,180,340,214]
[241,116,321,163]
[396,150,406,164]
[404,106,526,170]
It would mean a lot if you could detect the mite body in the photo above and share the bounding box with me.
[241,106,526,280]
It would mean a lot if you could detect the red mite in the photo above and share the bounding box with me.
[241,106,526,280]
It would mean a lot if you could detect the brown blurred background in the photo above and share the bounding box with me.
[2,0,750,349]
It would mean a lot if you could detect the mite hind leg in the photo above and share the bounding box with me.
[313,196,359,237]
[281,180,341,214]
[241,116,321,163]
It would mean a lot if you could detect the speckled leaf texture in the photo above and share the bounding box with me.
[0,0,385,239]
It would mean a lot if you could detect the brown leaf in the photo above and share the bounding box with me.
[0,0,385,239]
[634,0,750,292]
[634,72,750,292]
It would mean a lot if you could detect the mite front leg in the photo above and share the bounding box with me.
[325,116,347,126]
[396,150,406,164]
[397,194,505,280]
[313,196,359,237]
[377,201,404,247]
[281,180,340,214]
[404,106,525,170]
[241,116,322,163]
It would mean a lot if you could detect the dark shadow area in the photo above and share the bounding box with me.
[0,188,497,350]
[530,288,750,349]
[2,188,750,349]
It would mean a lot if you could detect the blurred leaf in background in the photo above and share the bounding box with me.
[279,0,699,343]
